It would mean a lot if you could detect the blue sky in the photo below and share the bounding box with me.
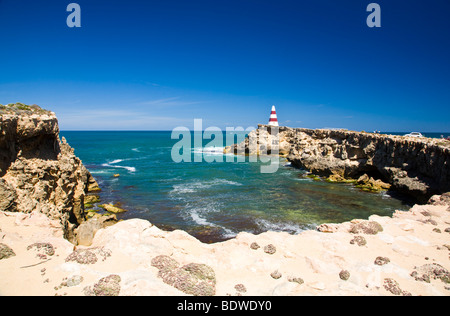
[0,0,449,131]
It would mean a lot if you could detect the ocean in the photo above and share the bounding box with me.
[61,130,425,243]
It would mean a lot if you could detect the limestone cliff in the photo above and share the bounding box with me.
[226,125,450,202]
[0,103,97,241]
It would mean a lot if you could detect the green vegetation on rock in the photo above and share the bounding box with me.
[0,103,51,114]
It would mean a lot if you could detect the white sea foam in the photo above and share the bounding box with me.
[292,178,313,182]
[115,165,136,173]
[190,209,211,226]
[101,163,136,173]
[169,178,242,196]
[188,206,236,238]
[108,155,151,165]
[255,218,305,235]
[131,148,140,152]
[209,178,242,186]
[109,159,124,164]
[192,146,225,155]
[171,184,196,194]
[89,170,111,174]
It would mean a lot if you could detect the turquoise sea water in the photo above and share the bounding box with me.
[61,131,418,243]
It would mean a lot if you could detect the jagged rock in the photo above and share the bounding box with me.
[230,125,450,202]
[0,106,100,242]
[356,174,391,192]
[0,179,17,212]
[84,194,100,205]
[75,215,117,246]
[100,204,128,214]
[87,175,101,192]
[75,219,103,247]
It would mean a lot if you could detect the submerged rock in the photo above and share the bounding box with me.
[84,195,100,205]
[356,174,391,192]
[100,204,128,214]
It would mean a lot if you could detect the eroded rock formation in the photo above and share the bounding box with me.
[0,104,98,241]
[226,125,450,202]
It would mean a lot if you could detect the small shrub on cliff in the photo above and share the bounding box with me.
[15,103,30,110]
[0,102,50,114]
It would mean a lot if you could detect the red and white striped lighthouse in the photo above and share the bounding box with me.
[268,105,279,127]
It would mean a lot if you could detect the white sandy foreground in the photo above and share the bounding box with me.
[1,197,449,296]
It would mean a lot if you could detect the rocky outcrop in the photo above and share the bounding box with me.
[1,194,449,296]
[226,125,450,202]
[0,104,99,242]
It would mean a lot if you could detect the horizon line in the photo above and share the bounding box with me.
[59,129,450,133]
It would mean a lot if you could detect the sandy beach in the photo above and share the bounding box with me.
[1,193,449,296]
